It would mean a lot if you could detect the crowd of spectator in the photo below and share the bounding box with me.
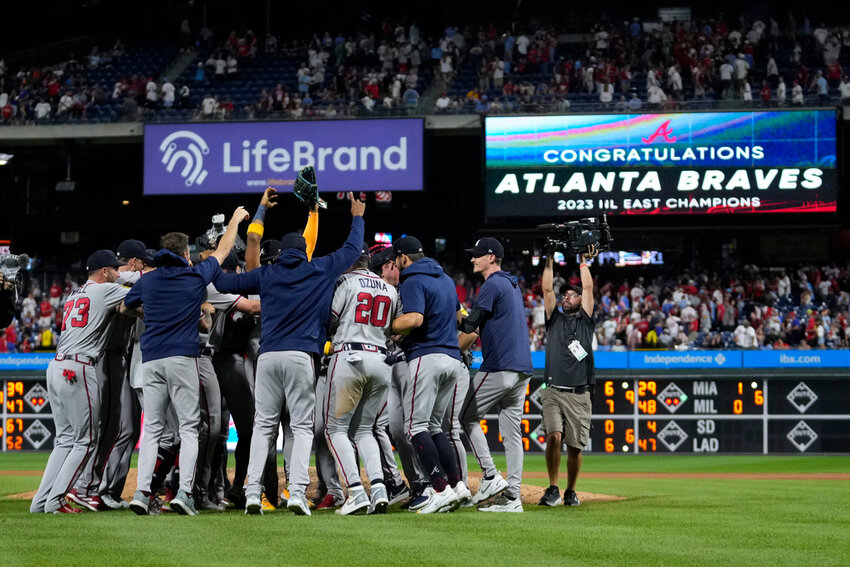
[452,261,850,352]
[2,260,849,355]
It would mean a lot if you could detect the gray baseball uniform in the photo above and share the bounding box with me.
[313,366,344,501]
[325,269,399,489]
[31,280,128,513]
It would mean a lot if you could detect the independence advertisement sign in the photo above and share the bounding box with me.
[485,111,837,217]
[144,119,423,195]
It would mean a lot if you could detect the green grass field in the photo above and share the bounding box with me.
[1,453,849,566]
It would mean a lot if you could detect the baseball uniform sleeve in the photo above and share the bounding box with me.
[400,278,425,315]
[124,278,144,309]
[193,257,223,284]
[322,216,364,277]
[213,267,262,295]
[101,282,131,309]
[330,276,348,321]
[204,282,242,312]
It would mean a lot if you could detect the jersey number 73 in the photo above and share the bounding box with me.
[61,298,91,331]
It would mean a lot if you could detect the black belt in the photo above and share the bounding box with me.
[54,353,98,366]
[200,347,215,357]
[548,384,590,394]
[334,343,387,355]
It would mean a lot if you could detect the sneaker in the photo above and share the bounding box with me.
[245,494,263,515]
[52,502,83,514]
[170,489,198,516]
[367,484,389,515]
[451,481,472,510]
[417,486,456,515]
[261,493,276,511]
[161,487,175,512]
[406,488,431,511]
[471,473,509,504]
[337,487,370,516]
[316,493,345,510]
[479,493,523,513]
[287,492,312,516]
[226,486,246,510]
[66,489,102,512]
[387,483,410,506]
[197,494,225,512]
[538,485,562,507]
[129,490,151,516]
[279,488,290,507]
[100,494,126,511]
[149,496,163,516]
[563,489,581,507]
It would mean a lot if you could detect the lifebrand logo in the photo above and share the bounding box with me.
[642,120,677,144]
[158,130,210,187]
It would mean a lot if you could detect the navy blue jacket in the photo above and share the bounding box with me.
[124,250,221,363]
[214,216,364,355]
[473,270,533,374]
[398,257,460,361]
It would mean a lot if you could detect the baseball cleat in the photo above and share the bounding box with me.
[337,487,370,516]
[197,494,225,512]
[170,490,198,516]
[129,491,151,516]
[563,489,581,507]
[66,489,102,512]
[417,486,456,514]
[316,494,345,510]
[478,494,523,513]
[287,492,312,516]
[52,503,83,514]
[406,491,431,511]
[387,483,410,506]
[279,489,290,507]
[538,485,562,507]
[245,494,263,515]
[471,473,509,505]
[261,493,276,511]
[100,494,127,510]
[368,484,389,515]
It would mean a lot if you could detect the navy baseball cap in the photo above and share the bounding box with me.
[221,250,239,272]
[391,236,423,258]
[465,237,504,258]
[369,246,395,272]
[86,250,121,272]
[260,239,282,264]
[280,232,307,253]
[117,239,154,265]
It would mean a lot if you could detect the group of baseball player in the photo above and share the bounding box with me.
[31,186,596,516]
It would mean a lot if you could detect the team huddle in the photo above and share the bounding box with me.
[31,187,584,516]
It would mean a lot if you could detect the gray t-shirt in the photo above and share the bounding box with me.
[56,280,130,359]
[544,307,595,387]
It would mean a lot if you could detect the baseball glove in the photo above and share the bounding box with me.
[292,166,327,210]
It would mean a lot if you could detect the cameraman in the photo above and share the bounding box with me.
[0,273,16,328]
[538,245,598,508]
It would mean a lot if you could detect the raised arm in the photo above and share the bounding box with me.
[210,206,249,265]
[303,204,319,261]
[246,188,278,271]
[580,245,598,317]
[542,255,556,320]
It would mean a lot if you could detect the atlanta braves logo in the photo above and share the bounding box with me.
[642,120,677,144]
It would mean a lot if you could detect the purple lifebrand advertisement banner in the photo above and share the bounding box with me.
[143,119,424,195]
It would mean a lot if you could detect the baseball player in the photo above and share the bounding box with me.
[370,246,427,507]
[31,250,128,514]
[313,348,346,510]
[389,236,471,514]
[324,243,400,515]
[459,237,533,512]
[213,192,364,516]
[127,207,247,516]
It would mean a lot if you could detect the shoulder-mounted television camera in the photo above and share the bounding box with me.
[534,214,613,256]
